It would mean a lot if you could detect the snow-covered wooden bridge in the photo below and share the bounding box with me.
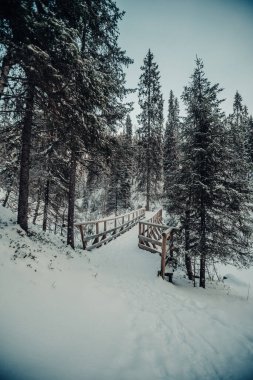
[75,208,180,279]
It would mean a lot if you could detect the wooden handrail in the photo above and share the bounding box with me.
[138,209,167,253]
[140,221,168,229]
[138,209,180,280]
[75,208,145,226]
[76,208,145,250]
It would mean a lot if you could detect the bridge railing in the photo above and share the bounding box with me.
[75,208,145,250]
[138,209,180,279]
[138,209,167,254]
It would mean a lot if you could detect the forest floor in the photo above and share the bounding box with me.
[0,205,253,380]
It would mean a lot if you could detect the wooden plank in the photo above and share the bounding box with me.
[139,222,142,236]
[138,243,160,254]
[139,221,168,229]
[150,226,161,241]
[161,233,167,279]
[138,235,162,247]
[79,225,87,250]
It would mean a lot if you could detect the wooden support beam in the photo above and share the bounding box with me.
[138,235,162,247]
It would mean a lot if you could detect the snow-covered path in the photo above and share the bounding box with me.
[0,207,253,380]
[86,226,253,380]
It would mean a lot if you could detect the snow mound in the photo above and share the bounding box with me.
[223,273,249,287]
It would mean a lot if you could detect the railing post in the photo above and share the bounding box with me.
[102,221,107,241]
[79,225,86,250]
[161,232,167,279]
[93,222,99,244]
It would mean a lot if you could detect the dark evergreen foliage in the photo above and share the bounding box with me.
[170,59,253,287]
[0,0,132,247]
[137,49,163,210]
[163,90,180,217]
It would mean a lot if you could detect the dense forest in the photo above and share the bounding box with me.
[1,0,253,288]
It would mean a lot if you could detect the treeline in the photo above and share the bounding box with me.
[135,51,253,288]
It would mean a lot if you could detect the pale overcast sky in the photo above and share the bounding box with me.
[116,0,253,125]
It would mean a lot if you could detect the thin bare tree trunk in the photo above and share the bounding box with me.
[67,145,77,248]
[185,208,193,281]
[42,179,50,231]
[199,192,206,288]
[33,181,42,225]
[3,188,11,207]
[17,84,34,232]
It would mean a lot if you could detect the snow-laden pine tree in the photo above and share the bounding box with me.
[163,90,180,218]
[178,58,252,288]
[106,133,132,214]
[59,0,132,248]
[137,50,163,210]
[228,91,251,168]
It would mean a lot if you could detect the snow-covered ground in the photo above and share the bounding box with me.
[0,205,253,380]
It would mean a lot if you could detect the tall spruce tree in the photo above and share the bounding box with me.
[106,133,131,214]
[59,0,133,248]
[137,49,163,210]
[177,58,252,288]
[228,92,251,169]
[163,90,180,217]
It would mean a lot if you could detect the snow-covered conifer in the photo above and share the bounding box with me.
[137,49,164,210]
[163,90,180,216]
[177,59,253,288]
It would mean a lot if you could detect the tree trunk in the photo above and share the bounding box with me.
[42,179,50,231]
[17,85,34,232]
[199,192,206,288]
[61,207,67,236]
[67,146,77,248]
[146,159,150,211]
[0,50,15,100]
[54,213,58,234]
[199,254,206,288]
[3,188,11,207]
[184,208,193,280]
[33,181,42,225]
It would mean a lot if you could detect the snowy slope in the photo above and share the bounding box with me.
[0,205,253,380]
